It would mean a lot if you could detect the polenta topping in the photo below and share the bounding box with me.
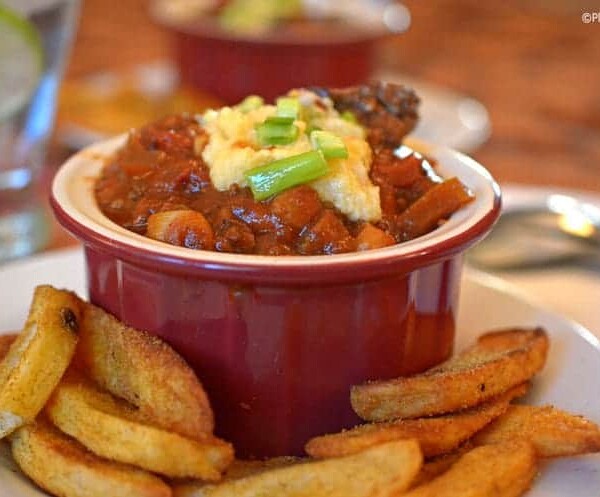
[199,89,381,222]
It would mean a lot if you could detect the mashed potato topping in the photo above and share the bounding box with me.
[198,91,382,222]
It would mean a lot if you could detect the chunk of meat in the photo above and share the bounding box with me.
[270,186,323,231]
[355,224,395,251]
[215,219,256,253]
[391,178,474,242]
[146,210,215,250]
[312,82,420,149]
[254,233,293,255]
[297,210,354,255]
[371,149,426,188]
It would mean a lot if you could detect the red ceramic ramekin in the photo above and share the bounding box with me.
[51,137,500,457]
[151,6,392,104]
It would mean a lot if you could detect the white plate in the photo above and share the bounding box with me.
[0,248,599,496]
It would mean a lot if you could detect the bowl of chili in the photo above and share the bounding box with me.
[50,94,500,459]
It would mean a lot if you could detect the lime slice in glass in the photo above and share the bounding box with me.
[0,5,44,122]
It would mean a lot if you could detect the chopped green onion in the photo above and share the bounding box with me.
[256,120,299,146]
[236,95,264,112]
[305,124,322,135]
[310,130,349,159]
[274,96,300,122]
[245,150,329,200]
[341,110,358,123]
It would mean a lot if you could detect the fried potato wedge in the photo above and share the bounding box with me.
[0,286,81,438]
[174,457,304,495]
[306,383,528,459]
[352,327,548,421]
[473,404,600,457]
[10,419,171,497]
[75,303,214,439]
[403,441,537,497]
[46,373,234,479]
[173,439,422,497]
[409,446,470,489]
[213,457,304,480]
[0,334,17,361]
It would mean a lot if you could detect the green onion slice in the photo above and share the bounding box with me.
[236,95,264,112]
[310,130,349,159]
[341,110,358,123]
[256,120,299,146]
[273,96,300,122]
[245,150,329,200]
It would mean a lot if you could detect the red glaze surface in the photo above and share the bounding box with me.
[174,33,375,104]
[84,245,460,457]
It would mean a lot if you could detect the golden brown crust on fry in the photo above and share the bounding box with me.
[75,304,214,440]
[409,445,471,489]
[0,286,81,438]
[173,440,422,497]
[351,328,548,421]
[306,383,528,459]
[0,334,17,361]
[10,419,171,497]
[403,441,537,497]
[46,372,234,479]
[473,404,600,457]
[173,457,305,495]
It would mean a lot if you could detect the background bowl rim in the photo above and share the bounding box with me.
[149,1,392,46]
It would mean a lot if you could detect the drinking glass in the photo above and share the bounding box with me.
[0,0,80,261]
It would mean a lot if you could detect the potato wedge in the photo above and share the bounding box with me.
[403,441,537,497]
[473,404,600,457]
[75,303,214,439]
[352,328,548,421]
[0,333,17,361]
[10,419,171,497]
[409,445,470,489]
[174,457,304,495]
[306,383,528,459]
[0,286,81,438]
[46,372,234,479]
[173,439,422,497]
[215,457,304,480]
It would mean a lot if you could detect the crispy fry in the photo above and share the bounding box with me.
[306,383,528,459]
[351,328,548,421]
[0,286,81,438]
[46,372,233,479]
[173,439,422,497]
[75,303,214,440]
[473,404,600,457]
[0,333,17,361]
[409,446,470,489]
[403,441,537,497]
[174,457,304,495]
[212,457,304,480]
[10,419,171,497]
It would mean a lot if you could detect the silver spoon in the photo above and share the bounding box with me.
[467,194,600,271]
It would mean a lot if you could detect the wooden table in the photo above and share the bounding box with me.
[46,0,600,249]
